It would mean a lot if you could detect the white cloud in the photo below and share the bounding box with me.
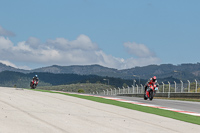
[0,60,17,68]
[25,37,41,48]
[0,34,161,70]
[122,42,161,68]
[0,60,31,70]
[46,34,99,51]
[0,36,13,49]
[0,26,15,36]
[123,42,155,57]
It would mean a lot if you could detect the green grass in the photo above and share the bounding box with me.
[29,89,200,125]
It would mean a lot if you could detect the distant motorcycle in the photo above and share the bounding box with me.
[30,79,38,89]
[144,84,158,100]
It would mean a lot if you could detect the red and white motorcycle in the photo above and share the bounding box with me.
[30,79,38,89]
[144,84,159,101]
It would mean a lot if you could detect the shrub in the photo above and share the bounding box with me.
[78,89,85,93]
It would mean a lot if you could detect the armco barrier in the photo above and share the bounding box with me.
[117,93,200,98]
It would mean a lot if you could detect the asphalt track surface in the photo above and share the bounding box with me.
[0,87,200,133]
[102,95,200,114]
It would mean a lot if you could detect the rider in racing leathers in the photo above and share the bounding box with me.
[144,76,157,97]
[31,75,39,86]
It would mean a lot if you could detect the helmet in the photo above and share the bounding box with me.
[152,76,157,82]
[35,75,38,77]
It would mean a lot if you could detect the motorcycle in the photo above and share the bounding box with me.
[144,84,158,100]
[30,79,38,89]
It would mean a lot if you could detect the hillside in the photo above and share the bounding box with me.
[37,83,112,94]
[31,64,121,77]
[0,71,136,88]
[28,63,200,80]
[0,62,200,81]
[0,63,28,73]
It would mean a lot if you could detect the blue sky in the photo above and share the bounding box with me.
[0,0,200,70]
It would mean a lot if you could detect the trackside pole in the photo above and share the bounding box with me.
[168,81,170,98]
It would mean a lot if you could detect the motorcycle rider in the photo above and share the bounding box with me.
[31,75,39,86]
[144,76,157,97]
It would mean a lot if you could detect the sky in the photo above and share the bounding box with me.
[0,0,200,70]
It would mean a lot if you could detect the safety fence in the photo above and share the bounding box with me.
[96,80,200,96]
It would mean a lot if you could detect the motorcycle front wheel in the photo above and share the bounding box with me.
[149,90,153,100]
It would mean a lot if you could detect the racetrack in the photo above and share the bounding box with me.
[105,95,200,114]
[0,87,200,133]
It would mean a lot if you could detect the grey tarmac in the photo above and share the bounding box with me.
[0,87,200,133]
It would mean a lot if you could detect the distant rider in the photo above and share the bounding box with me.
[32,75,39,86]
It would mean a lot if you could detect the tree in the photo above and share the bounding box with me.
[123,83,128,88]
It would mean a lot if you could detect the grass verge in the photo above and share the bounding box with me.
[29,89,200,125]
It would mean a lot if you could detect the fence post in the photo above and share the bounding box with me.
[136,84,138,94]
[141,84,143,94]
[187,80,190,92]
[174,81,176,93]
[162,82,164,93]
[180,80,183,93]
[132,85,134,94]
[123,87,125,94]
[168,81,170,98]
[127,86,130,94]
[195,79,197,93]
[118,87,120,94]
